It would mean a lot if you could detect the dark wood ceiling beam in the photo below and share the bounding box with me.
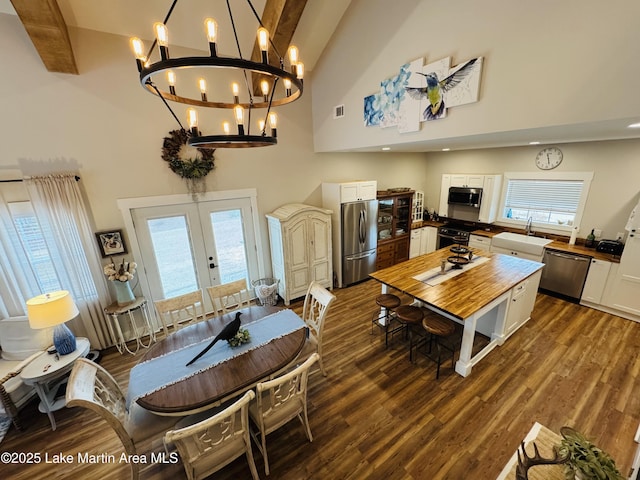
[250,0,307,95]
[10,0,78,74]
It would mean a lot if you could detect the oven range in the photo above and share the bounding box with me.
[437,225,474,249]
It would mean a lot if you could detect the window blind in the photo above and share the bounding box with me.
[504,179,583,214]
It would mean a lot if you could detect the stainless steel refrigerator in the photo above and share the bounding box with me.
[341,200,378,286]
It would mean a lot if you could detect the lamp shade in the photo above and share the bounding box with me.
[26,290,79,329]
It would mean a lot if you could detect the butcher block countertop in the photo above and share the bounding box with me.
[370,247,543,320]
[470,229,620,263]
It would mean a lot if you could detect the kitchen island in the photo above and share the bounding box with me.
[370,247,544,376]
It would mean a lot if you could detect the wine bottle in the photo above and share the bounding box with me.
[585,228,596,248]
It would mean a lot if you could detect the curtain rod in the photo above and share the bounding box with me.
[0,175,81,183]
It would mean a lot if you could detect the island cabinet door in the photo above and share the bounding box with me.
[504,270,541,336]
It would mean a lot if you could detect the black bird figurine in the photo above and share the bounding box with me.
[186,312,242,366]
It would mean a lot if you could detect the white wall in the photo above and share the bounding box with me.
[312,0,640,152]
[0,14,428,279]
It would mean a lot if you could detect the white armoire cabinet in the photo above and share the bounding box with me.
[266,204,333,305]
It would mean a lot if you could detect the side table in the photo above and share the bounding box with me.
[20,337,90,431]
[104,297,155,355]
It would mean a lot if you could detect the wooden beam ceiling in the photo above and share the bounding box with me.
[251,0,308,94]
[10,0,78,74]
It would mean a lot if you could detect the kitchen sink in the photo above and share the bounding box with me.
[491,232,553,256]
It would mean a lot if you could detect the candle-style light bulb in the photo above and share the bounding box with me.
[259,119,265,133]
[269,112,278,138]
[296,61,304,80]
[234,105,245,135]
[187,108,198,136]
[284,78,292,97]
[167,70,176,95]
[199,78,208,102]
[232,83,239,104]
[205,18,218,56]
[260,80,269,101]
[223,122,230,135]
[130,37,146,71]
[288,45,299,75]
[154,22,170,60]
[257,27,269,63]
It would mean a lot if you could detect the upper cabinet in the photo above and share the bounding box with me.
[439,173,502,223]
[450,175,484,188]
[337,181,377,203]
[478,174,502,224]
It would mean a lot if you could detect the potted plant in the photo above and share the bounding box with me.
[557,426,624,480]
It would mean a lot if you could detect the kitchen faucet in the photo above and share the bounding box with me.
[525,217,533,236]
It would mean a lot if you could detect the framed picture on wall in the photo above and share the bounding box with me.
[95,230,127,257]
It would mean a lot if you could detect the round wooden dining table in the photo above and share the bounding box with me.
[127,305,307,416]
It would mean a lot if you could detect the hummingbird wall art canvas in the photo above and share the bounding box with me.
[363,54,483,132]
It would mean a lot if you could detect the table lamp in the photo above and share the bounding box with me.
[26,290,79,355]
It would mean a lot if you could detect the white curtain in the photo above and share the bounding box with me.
[25,174,113,348]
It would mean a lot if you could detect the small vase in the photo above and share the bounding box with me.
[114,280,135,306]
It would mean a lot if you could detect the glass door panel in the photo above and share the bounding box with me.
[209,209,248,284]
[132,196,260,313]
[147,215,198,298]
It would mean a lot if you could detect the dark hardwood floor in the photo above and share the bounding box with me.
[2,279,639,479]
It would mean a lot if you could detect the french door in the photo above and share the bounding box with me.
[131,198,259,312]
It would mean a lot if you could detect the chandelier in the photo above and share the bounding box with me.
[129,0,304,148]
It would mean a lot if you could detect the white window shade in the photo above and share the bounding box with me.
[500,172,593,230]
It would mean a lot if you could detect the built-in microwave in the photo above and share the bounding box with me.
[448,187,483,208]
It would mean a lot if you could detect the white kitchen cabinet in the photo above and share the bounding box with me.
[438,174,451,217]
[504,270,541,337]
[440,174,501,222]
[450,174,484,188]
[409,229,422,259]
[580,259,611,305]
[469,234,492,251]
[601,234,640,317]
[266,204,333,305]
[333,181,377,203]
[421,226,437,254]
[490,245,543,263]
[478,174,502,224]
[409,226,437,258]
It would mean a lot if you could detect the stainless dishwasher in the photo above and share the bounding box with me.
[540,249,591,301]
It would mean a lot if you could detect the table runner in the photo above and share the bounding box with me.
[412,255,490,286]
[127,309,305,407]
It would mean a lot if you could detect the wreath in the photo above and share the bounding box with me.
[161,129,215,180]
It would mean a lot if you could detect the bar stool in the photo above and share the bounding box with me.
[371,293,402,346]
[394,305,424,361]
[418,308,456,379]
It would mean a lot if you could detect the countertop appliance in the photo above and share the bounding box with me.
[596,239,624,255]
[540,249,591,301]
[341,200,378,286]
[437,224,473,249]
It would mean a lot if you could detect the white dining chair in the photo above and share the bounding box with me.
[154,289,205,336]
[298,282,336,376]
[66,358,185,480]
[164,390,259,480]
[249,353,319,475]
[206,279,251,317]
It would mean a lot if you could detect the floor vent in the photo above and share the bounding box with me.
[333,104,345,119]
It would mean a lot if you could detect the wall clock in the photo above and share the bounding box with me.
[535,147,563,170]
